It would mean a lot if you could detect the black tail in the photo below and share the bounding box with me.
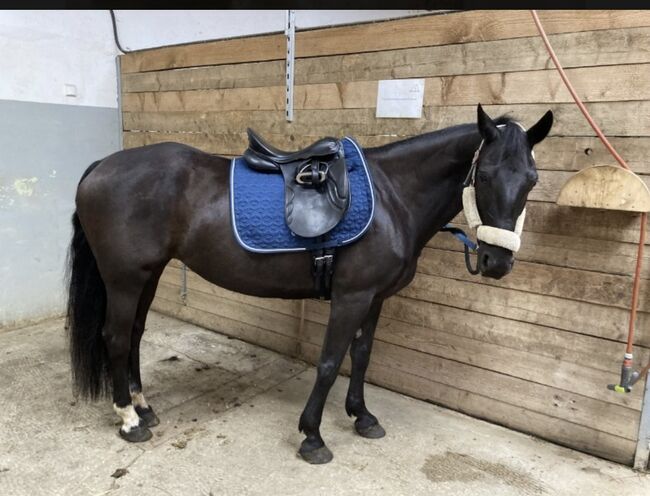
[66,160,110,400]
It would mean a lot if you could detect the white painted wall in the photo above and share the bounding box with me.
[0,11,120,328]
[0,10,118,108]
[113,10,428,51]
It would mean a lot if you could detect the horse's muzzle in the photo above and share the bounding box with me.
[477,243,514,279]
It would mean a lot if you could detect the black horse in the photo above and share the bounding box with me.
[67,104,552,464]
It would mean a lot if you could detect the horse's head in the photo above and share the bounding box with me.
[465,104,553,279]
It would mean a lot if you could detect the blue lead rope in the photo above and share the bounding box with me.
[441,224,480,275]
[441,224,477,252]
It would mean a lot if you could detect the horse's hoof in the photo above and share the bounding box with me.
[135,406,160,428]
[119,423,152,443]
[355,420,386,439]
[299,444,334,464]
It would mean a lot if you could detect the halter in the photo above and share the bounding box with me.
[444,123,528,275]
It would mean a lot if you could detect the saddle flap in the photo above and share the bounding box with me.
[280,156,350,238]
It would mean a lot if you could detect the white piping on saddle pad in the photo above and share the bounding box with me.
[462,122,528,253]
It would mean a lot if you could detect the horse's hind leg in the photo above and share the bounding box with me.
[103,277,152,442]
[128,267,165,428]
[345,299,386,439]
[298,291,374,464]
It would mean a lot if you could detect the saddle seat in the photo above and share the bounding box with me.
[243,128,350,239]
[247,128,341,167]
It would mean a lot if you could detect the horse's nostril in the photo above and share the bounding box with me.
[481,253,490,268]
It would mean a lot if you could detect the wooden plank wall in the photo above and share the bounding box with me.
[121,11,650,465]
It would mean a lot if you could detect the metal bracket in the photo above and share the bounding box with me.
[180,263,188,305]
[285,9,295,122]
[634,370,650,471]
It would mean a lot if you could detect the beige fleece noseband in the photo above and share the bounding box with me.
[462,124,527,253]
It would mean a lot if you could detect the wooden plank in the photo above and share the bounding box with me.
[120,33,286,74]
[299,319,640,441]
[122,102,650,137]
[302,340,636,465]
[303,299,641,410]
[430,229,650,280]
[121,27,650,93]
[425,64,650,106]
[402,272,650,348]
[122,64,650,114]
[533,136,650,174]
[160,266,301,319]
[294,10,650,60]
[151,294,298,357]
[120,11,650,74]
[122,131,650,176]
[418,247,650,312]
[157,283,300,340]
[557,165,650,212]
[307,294,648,375]
[122,59,286,93]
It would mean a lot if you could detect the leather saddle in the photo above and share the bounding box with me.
[243,128,350,238]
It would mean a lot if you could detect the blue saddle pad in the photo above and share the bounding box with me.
[230,137,375,253]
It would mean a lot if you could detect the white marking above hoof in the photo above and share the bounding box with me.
[130,391,149,409]
[113,403,141,433]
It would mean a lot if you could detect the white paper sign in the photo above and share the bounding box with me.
[376,79,425,119]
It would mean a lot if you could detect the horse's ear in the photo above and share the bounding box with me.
[527,110,554,146]
[477,104,499,143]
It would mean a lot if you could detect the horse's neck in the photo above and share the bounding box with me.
[368,125,481,250]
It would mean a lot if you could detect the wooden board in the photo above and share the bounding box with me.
[557,165,650,212]
[121,33,286,74]
[417,247,650,312]
[429,229,650,280]
[152,294,299,358]
[122,64,650,113]
[122,101,650,137]
[121,27,650,93]
[120,10,650,73]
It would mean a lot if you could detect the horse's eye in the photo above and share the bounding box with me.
[477,172,489,183]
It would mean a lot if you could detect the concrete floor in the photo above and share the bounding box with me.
[0,313,648,496]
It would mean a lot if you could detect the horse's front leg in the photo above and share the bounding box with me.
[345,298,385,439]
[298,290,374,464]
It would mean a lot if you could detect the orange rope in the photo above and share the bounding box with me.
[627,214,647,355]
[530,10,648,380]
[530,11,630,171]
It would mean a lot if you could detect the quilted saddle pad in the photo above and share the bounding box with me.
[230,137,375,253]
